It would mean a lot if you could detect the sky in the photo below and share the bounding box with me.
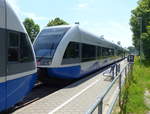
[8,0,138,48]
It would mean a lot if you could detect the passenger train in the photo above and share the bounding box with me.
[0,0,37,112]
[33,25,126,83]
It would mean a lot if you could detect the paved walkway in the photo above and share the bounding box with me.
[13,60,127,114]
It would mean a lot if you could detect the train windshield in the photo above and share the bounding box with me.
[34,27,70,59]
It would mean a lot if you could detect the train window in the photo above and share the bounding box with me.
[63,42,80,58]
[34,27,70,59]
[97,46,102,59]
[81,43,96,62]
[117,50,122,56]
[8,32,20,62]
[62,42,80,64]
[109,49,114,56]
[20,33,34,62]
[8,31,34,62]
[102,47,109,57]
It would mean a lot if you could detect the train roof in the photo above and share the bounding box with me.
[42,25,125,50]
[44,25,72,29]
[0,0,26,33]
[77,25,124,50]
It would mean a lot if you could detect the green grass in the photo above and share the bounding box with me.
[121,57,150,114]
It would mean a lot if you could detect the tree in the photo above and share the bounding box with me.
[47,17,69,26]
[130,0,150,59]
[23,18,40,42]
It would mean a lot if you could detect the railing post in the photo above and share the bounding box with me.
[112,65,115,80]
[116,64,121,76]
[125,66,127,76]
[115,64,118,76]
[127,64,129,73]
[118,64,120,72]
[119,73,122,108]
[98,99,103,114]
[130,63,133,81]
[128,63,130,73]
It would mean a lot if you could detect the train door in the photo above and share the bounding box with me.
[0,0,7,111]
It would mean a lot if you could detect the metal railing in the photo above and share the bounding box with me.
[86,62,133,114]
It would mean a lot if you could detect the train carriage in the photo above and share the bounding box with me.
[0,0,37,112]
[33,25,125,82]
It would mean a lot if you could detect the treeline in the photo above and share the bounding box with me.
[130,0,150,59]
[23,17,69,42]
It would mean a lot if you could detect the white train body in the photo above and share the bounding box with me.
[34,25,125,79]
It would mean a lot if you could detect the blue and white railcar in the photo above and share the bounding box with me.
[33,25,125,81]
[0,0,37,112]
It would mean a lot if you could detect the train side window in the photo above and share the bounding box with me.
[62,42,80,64]
[110,49,114,56]
[102,47,111,57]
[63,42,80,58]
[102,47,107,57]
[8,31,34,62]
[117,50,121,56]
[108,48,114,56]
[102,47,105,56]
[20,33,34,62]
[97,47,102,59]
[8,32,20,62]
[81,44,96,62]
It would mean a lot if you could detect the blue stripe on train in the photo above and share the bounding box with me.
[47,62,101,79]
[0,82,6,112]
[47,65,81,79]
[0,73,37,112]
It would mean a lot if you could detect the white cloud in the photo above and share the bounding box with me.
[78,3,88,8]
[75,0,95,10]
[82,21,89,26]
[22,12,49,21]
[7,0,49,21]
[77,0,94,3]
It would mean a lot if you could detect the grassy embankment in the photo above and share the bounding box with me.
[120,57,150,114]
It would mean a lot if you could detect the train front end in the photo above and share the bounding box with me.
[33,26,72,83]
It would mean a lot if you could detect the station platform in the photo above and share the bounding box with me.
[13,59,127,114]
